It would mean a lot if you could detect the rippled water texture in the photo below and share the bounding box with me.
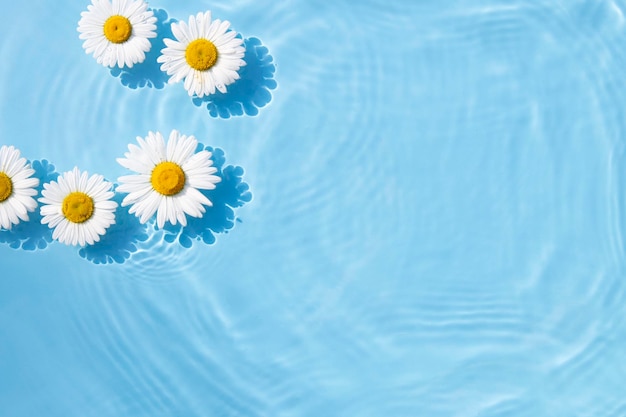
[2,0,626,415]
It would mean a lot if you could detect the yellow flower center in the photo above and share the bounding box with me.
[103,15,132,44]
[62,192,95,224]
[0,172,12,202]
[185,39,219,71]
[151,162,186,196]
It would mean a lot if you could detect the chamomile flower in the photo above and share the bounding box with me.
[77,0,157,68]
[0,146,39,230]
[157,11,246,98]
[39,167,117,246]
[116,130,221,228]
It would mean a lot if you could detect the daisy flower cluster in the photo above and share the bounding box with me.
[0,130,242,252]
[78,0,246,98]
[31,0,259,261]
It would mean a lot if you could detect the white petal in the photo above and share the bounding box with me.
[77,0,156,68]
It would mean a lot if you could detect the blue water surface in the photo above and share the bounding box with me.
[2,0,626,416]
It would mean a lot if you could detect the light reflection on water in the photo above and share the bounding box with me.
[2,0,626,416]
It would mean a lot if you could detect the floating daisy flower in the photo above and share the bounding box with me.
[39,167,117,246]
[78,0,157,68]
[0,146,39,230]
[157,11,246,98]
[116,130,221,228]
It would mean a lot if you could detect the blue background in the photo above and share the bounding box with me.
[2,0,626,415]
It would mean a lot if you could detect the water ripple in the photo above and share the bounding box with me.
[4,0,626,415]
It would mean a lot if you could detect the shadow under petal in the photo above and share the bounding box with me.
[109,9,176,90]
[0,160,58,251]
[78,187,149,264]
[192,37,278,119]
[162,145,252,248]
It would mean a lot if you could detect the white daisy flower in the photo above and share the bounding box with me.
[116,130,221,228]
[77,0,157,68]
[39,167,117,246]
[157,11,246,98]
[0,146,39,230]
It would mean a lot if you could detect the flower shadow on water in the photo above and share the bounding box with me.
[162,145,252,248]
[0,160,58,251]
[192,37,277,118]
[109,9,175,89]
[78,189,149,265]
